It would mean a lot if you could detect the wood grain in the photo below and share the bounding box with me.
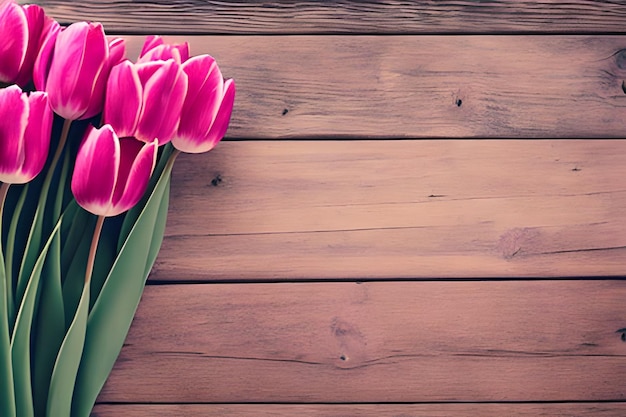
[118,35,626,139]
[33,1,626,35]
[98,281,626,403]
[92,403,626,417]
[152,140,626,281]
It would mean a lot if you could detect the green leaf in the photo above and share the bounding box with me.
[33,152,71,417]
[71,158,174,417]
[5,184,29,332]
[46,281,89,417]
[118,144,173,252]
[61,215,93,327]
[0,240,16,417]
[10,216,63,417]
[144,177,170,278]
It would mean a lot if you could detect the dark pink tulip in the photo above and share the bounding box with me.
[172,55,235,154]
[104,58,188,145]
[0,1,58,87]
[71,124,157,217]
[0,85,53,184]
[34,21,126,120]
[138,35,189,64]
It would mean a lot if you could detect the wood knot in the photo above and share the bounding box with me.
[496,227,540,260]
[616,50,626,70]
[330,318,367,368]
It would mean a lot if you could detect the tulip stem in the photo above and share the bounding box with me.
[36,118,72,211]
[0,182,8,222]
[84,215,105,285]
[50,119,72,179]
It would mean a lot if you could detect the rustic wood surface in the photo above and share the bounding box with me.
[119,35,626,139]
[33,1,626,34]
[36,0,626,416]
[92,403,626,417]
[154,140,626,280]
[99,281,626,403]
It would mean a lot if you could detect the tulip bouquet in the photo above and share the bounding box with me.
[0,1,235,416]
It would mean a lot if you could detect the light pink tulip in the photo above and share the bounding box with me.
[34,21,126,120]
[0,1,58,87]
[71,124,157,217]
[104,58,188,145]
[0,85,52,184]
[138,35,189,64]
[172,55,235,154]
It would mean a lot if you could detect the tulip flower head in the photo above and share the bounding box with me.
[71,124,157,217]
[0,1,58,87]
[34,21,126,120]
[0,85,52,184]
[171,54,235,154]
[104,58,188,145]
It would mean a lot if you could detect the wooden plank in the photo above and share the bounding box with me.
[118,35,626,139]
[152,140,626,281]
[98,281,626,402]
[92,403,626,417]
[34,1,626,35]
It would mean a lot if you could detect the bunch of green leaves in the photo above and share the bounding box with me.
[0,114,174,417]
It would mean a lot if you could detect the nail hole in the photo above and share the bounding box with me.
[571,167,581,172]
[282,108,289,115]
[339,354,347,361]
[455,99,462,107]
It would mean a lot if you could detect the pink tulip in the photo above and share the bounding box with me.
[138,35,189,64]
[0,85,52,184]
[34,21,126,120]
[0,1,58,87]
[104,58,188,145]
[171,55,235,154]
[71,125,157,217]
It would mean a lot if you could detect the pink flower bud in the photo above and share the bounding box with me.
[0,85,53,184]
[104,59,188,145]
[172,54,235,154]
[0,1,58,87]
[71,125,157,217]
[34,21,126,120]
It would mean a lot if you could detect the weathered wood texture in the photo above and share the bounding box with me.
[99,281,626,403]
[152,140,626,281]
[120,35,626,139]
[91,403,626,417]
[33,1,626,34]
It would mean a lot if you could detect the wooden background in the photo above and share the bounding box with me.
[33,1,626,416]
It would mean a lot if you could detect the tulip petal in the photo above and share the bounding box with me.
[71,125,118,216]
[0,85,29,182]
[139,35,163,58]
[204,78,236,147]
[174,78,235,153]
[104,61,142,137]
[21,92,52,183]
[136,60,188,144]
[0,2,28,84]
[178,55,222,141]
[13,4,44,86]
[107,37,126,67]
[81,37,127,120]
[109,138,157,216]
[48,22,108,119]
[33,20,60,91]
